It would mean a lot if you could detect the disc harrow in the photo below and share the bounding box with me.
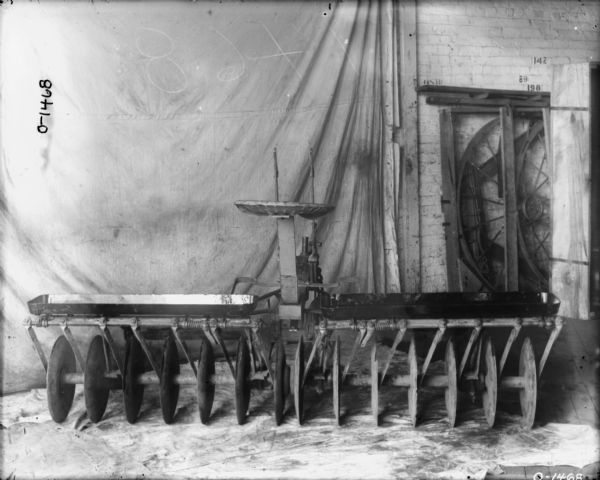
[24,158,563,430]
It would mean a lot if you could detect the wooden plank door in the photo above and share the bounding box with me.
[550,63,591,320]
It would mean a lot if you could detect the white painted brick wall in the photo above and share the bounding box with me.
[415,0,600,292]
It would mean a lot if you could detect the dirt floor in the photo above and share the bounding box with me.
[1,326,599,480]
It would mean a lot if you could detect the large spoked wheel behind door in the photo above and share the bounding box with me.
[123,334,145,424]
[235,336,251,425]
[84,335,111,423]
[519,337,538,429]
[481,337,498,428]
[47,335,77,423]
[160,335,180,424]
[274,341,287,426]
[197,337,215,425]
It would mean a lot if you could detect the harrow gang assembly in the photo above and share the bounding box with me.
[25,164,563,430]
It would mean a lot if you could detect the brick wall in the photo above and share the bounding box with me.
[415,0,600,291]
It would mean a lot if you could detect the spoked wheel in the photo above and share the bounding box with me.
[445,338,458,428]
[84,335,111,423]
[332,337,341,426]
[519,337,537,429]
[123,334,145,424]
[197,337,215,425]
[293,336,305,425]
[235,336,251,425]
[47,335,76,423]
[407,337,419,427]
[481,337,498,427]
[371,343,379,426]
[273,341,286,426]
[160,335,180,424]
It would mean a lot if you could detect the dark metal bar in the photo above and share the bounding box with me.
[27,315,552,330]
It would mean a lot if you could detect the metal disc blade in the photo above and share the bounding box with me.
[445,338,458,428]
[408,337,418,427]
[293,336,305,425]
[482,337,498,428]
[84,335,111,423]
[123,334,145,424]
[519,337,537,429]
[197,337,215,425]
[160,336,180,424]
[333,337,341,426]
[234,336,251,425]
[274,341,286,426]
[371,343,379,426]
[47,335,76,423]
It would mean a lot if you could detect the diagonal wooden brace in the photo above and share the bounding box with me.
[459,323,481,379]
[380,326,406,385]
[211,326,235,378]
[131,322,162,378]
[538,318,563,379]
[498,322,521,377]
[420,322,446,384]
[61,324,86,372]
[98,319,124,376]
[302,329,324,387]
[251,326,274,382]
[27,324,48,372]
[244,329,256,376]
[342,328,366,383]
[171,324,197,377]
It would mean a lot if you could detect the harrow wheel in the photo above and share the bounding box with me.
[84,335,111,423]
[445,338,458,428]
[197,337,215,425]
[160,335,180,424]
[274,341,286,426]
[407,337,418,427]
[123,334,145,424]
[519,337,537,429]
[371,343,379,426]
[235,336,251,425]
[481,337,498,427]
[47,335,76,423]
[293,336,305,425]
[332,337,341,426]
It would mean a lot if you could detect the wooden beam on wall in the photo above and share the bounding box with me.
[500,106,519,291]
[550,63,591,321]
[439,109,460,291]
[397,0,420,292]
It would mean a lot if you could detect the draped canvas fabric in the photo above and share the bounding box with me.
[0,0,401,392]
